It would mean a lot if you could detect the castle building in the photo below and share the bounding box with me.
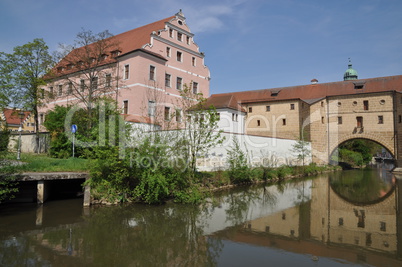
[40,10,210,130]
[205,64,402,164]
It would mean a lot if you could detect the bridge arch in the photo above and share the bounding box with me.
[328,132,395,160]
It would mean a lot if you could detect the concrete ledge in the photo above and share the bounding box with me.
[16,172,89,181]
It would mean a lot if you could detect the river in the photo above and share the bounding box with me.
[1,164,401,266]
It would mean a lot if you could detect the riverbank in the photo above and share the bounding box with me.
[91,163,341,205]
[200,164,342,193]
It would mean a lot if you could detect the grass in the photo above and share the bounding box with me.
[2,153,90,172]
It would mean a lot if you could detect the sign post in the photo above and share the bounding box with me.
[71,124,77,158]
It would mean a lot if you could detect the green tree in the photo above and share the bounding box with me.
[52,29,121,128]
[291,134,311,166]
[175,85,224,176]
[0,38,53,152]
[226,137,252,184]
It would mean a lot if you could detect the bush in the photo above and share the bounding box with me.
[227,138,253,184]
[134,170,169,204]
[0,129,10,152]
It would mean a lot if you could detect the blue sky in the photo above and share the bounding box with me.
[1,0,401,95]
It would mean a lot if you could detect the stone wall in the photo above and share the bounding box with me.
[8,132,50,153]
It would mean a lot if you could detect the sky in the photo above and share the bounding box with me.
[1,0,402,95]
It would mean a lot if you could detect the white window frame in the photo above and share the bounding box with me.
[124,64,129,80]
[149,65,156,81]
[176,77,183,90]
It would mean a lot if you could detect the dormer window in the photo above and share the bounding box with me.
[66,64,74,70]
[100,54,108,61]
[271,89,280,97]
[57,67,64,73]
[111,50,121,57]
[353,81,365,89]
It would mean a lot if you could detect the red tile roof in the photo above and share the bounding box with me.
[202,94,246,112]
[209,75,402,105]
[51,16,175,77]
[2,108,30,126]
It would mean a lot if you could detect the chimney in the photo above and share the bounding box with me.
[311,78,318,84]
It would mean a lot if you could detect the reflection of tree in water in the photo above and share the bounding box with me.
[223,185,278,226]
[1,203,223,266]
[329,169,394,204]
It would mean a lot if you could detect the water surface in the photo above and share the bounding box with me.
[1,167,401,266]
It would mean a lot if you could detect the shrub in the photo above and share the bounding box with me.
[134,170,169,204]
[227,138,253,184]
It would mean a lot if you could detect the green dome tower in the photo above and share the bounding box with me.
[344,58,358,81]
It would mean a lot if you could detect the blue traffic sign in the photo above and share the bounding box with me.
[71,124,77,133]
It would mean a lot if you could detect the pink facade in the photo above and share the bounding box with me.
[40,11,210,129]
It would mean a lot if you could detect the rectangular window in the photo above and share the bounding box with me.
[149,65,155,81]
[363,100,369,110]
[164,106,170,121]
[169,28,173,38]
[124,65,129,79]
[282,118,286,125]
[148,101,155,117]
[257,120,261,126]
[176,109,182,122]
[380,221,386,232]
[192,82,198,94]
[399,115,402,123]
[266,105,270,112]
[166,47,171,57]
[187,36,190,45]
[378,115,384,124]
[357,116,363,128]
[91,77,98,90]
[123,100,128,114]
[105,74,111,87]
[176,77,182,90]
[177,51,182,62]
[248,107,252,113]
[40,88,45,99]
[177,32,182,42]
[49,86,54,96]
[290,103,295,110]
[80,80,85,92]
[165,73,171,87]
[58,85,63,96]
[40,114,44,125]
[338,116,343,125]
[321,116,324,124]
[67,82,73,95]
[192,57,196,67]
[232,113,235,121]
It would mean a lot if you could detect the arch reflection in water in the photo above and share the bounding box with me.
[329,166,396,205]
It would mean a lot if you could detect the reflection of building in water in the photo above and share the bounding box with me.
[245,205,302,238]
[228,176,402,267]
[311,177,397,254]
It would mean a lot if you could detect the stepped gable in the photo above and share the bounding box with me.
[2,108,30,126]
[210,75,402,104]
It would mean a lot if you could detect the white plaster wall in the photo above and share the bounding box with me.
[216,108,245,134]
[196,132,312,171]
